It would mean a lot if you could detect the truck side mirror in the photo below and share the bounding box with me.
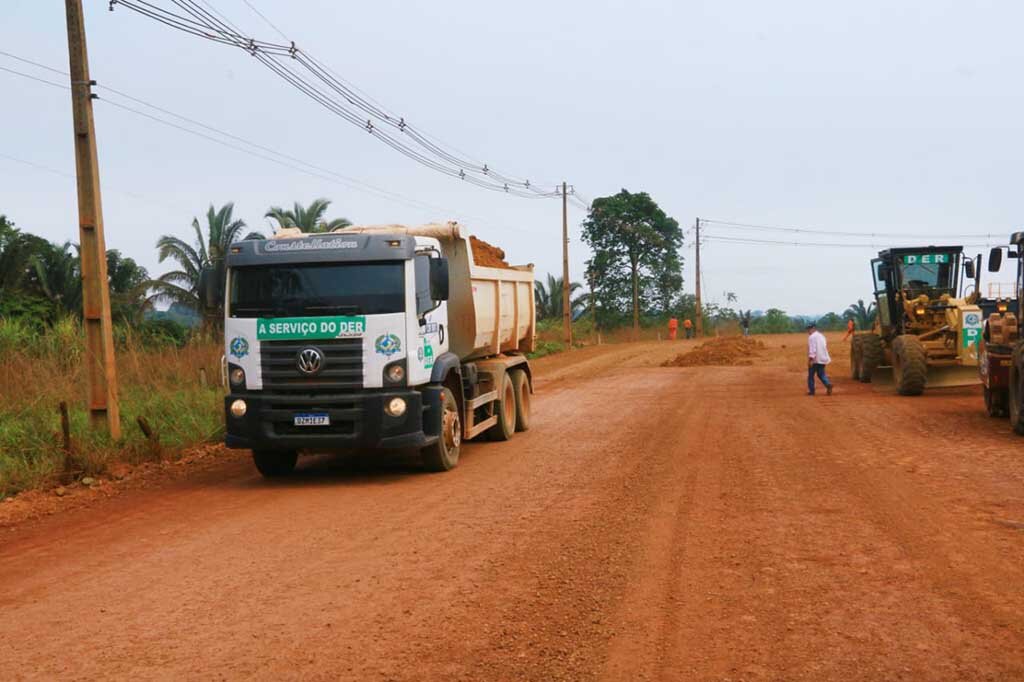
[878,264,891,280]
[989,247,1003,272]
[964,259,976,279]
[429,258,450,301]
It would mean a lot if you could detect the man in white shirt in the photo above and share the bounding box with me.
[807,322,833,396]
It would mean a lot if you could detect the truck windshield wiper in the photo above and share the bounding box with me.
[303,304,361,314]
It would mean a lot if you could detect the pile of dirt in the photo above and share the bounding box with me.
[661,336,766,367]
[470,235,511,268]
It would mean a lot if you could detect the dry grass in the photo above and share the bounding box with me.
[0,318,224,497]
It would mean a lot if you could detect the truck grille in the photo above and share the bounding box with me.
[260,339,363,392]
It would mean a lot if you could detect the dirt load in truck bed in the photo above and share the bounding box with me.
[470,235,511,268]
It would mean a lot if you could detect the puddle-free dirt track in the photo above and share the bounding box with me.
[2,333,1023,680]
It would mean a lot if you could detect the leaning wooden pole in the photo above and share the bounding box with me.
[65,0,121,439]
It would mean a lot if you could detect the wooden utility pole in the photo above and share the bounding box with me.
[561,181,572,347]
[65,0,121,439]
[694,217,703,338]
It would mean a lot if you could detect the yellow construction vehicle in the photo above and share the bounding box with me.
[851,246,982,395]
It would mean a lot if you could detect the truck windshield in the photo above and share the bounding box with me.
[229,262,405,317]
[897,254,956,296]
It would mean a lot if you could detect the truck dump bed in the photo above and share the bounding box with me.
[333,222,535,361]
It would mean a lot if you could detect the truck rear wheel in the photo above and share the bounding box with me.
[511,369,531,432]
[850,335,863,380]
[893,335,927,396]
[486,372,516,441]
[252,450,297,478]
[859,333,882,383]
[1009,367,1024,435]
[984,386,1008,418]
[421,386,462,472]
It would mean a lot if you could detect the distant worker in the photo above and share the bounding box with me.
[740,313,751,337]
[807,322,833,396]
[668,317,679,341]
[683,318,694,339]
[842,318,856,342]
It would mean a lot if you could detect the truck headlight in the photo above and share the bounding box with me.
[229,367,246,387]
[230,399,247,418]
[915,307,926,316]
[385,397,407,417]
[387,364,405,383]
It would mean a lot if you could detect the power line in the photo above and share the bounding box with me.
[0,152,183,211]
[111,0,572,198]
[702,218,999,240]
[0,50,580,233]
[703,234,1000,249]
[0,65,69,90]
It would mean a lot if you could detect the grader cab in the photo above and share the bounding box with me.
[851,246,983,395]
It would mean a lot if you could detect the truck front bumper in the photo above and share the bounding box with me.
[224,388,442,452]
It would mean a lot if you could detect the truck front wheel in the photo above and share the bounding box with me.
[422,386,462,472]
[252,450,298,478]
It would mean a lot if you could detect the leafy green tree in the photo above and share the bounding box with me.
[0,216,49,294]
[751,308,794,334]
[149,203,261,326]
[844,299,876,329]
[581,190,683,335]
[534,274,589,320]
[106,250,150,324]
[816,312,846,331]
[265,198,351,233]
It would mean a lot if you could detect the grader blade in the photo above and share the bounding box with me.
[870,364,978,392]
[925,364,981,389]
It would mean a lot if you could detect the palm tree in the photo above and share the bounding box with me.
[534,274,589,320]
[30,241,82,316]
[265,198,351,233]
[148,203,262,325]
[844,299,877,330]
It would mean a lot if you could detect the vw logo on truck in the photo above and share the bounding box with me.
[296,347,324,375]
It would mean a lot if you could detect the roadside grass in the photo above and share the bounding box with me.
[0,318,223,498]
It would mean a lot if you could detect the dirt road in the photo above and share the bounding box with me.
[3,334,1024,680]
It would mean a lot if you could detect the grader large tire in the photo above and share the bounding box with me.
[892,335,928,396]
[850,335,863,380]
[859,333,883,383]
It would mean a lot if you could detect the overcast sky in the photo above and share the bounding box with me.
[3,0,1023,315]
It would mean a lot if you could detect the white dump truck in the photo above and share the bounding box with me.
[220,222,535,477]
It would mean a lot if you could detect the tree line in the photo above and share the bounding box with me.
[0,198,350,337]
[3,191,878,337]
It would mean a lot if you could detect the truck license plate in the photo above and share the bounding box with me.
[294,413,330,426]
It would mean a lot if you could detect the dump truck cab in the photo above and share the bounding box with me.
[980,232,1023,425]
[223,232,451,460]
[220,223,535,477]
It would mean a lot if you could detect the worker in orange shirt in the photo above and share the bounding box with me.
[842,318,855,342]
[683,318,693,339]
[668,317,679,340]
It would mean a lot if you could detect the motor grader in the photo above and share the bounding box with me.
[979,233,1022,428]
[851,246,982,395]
